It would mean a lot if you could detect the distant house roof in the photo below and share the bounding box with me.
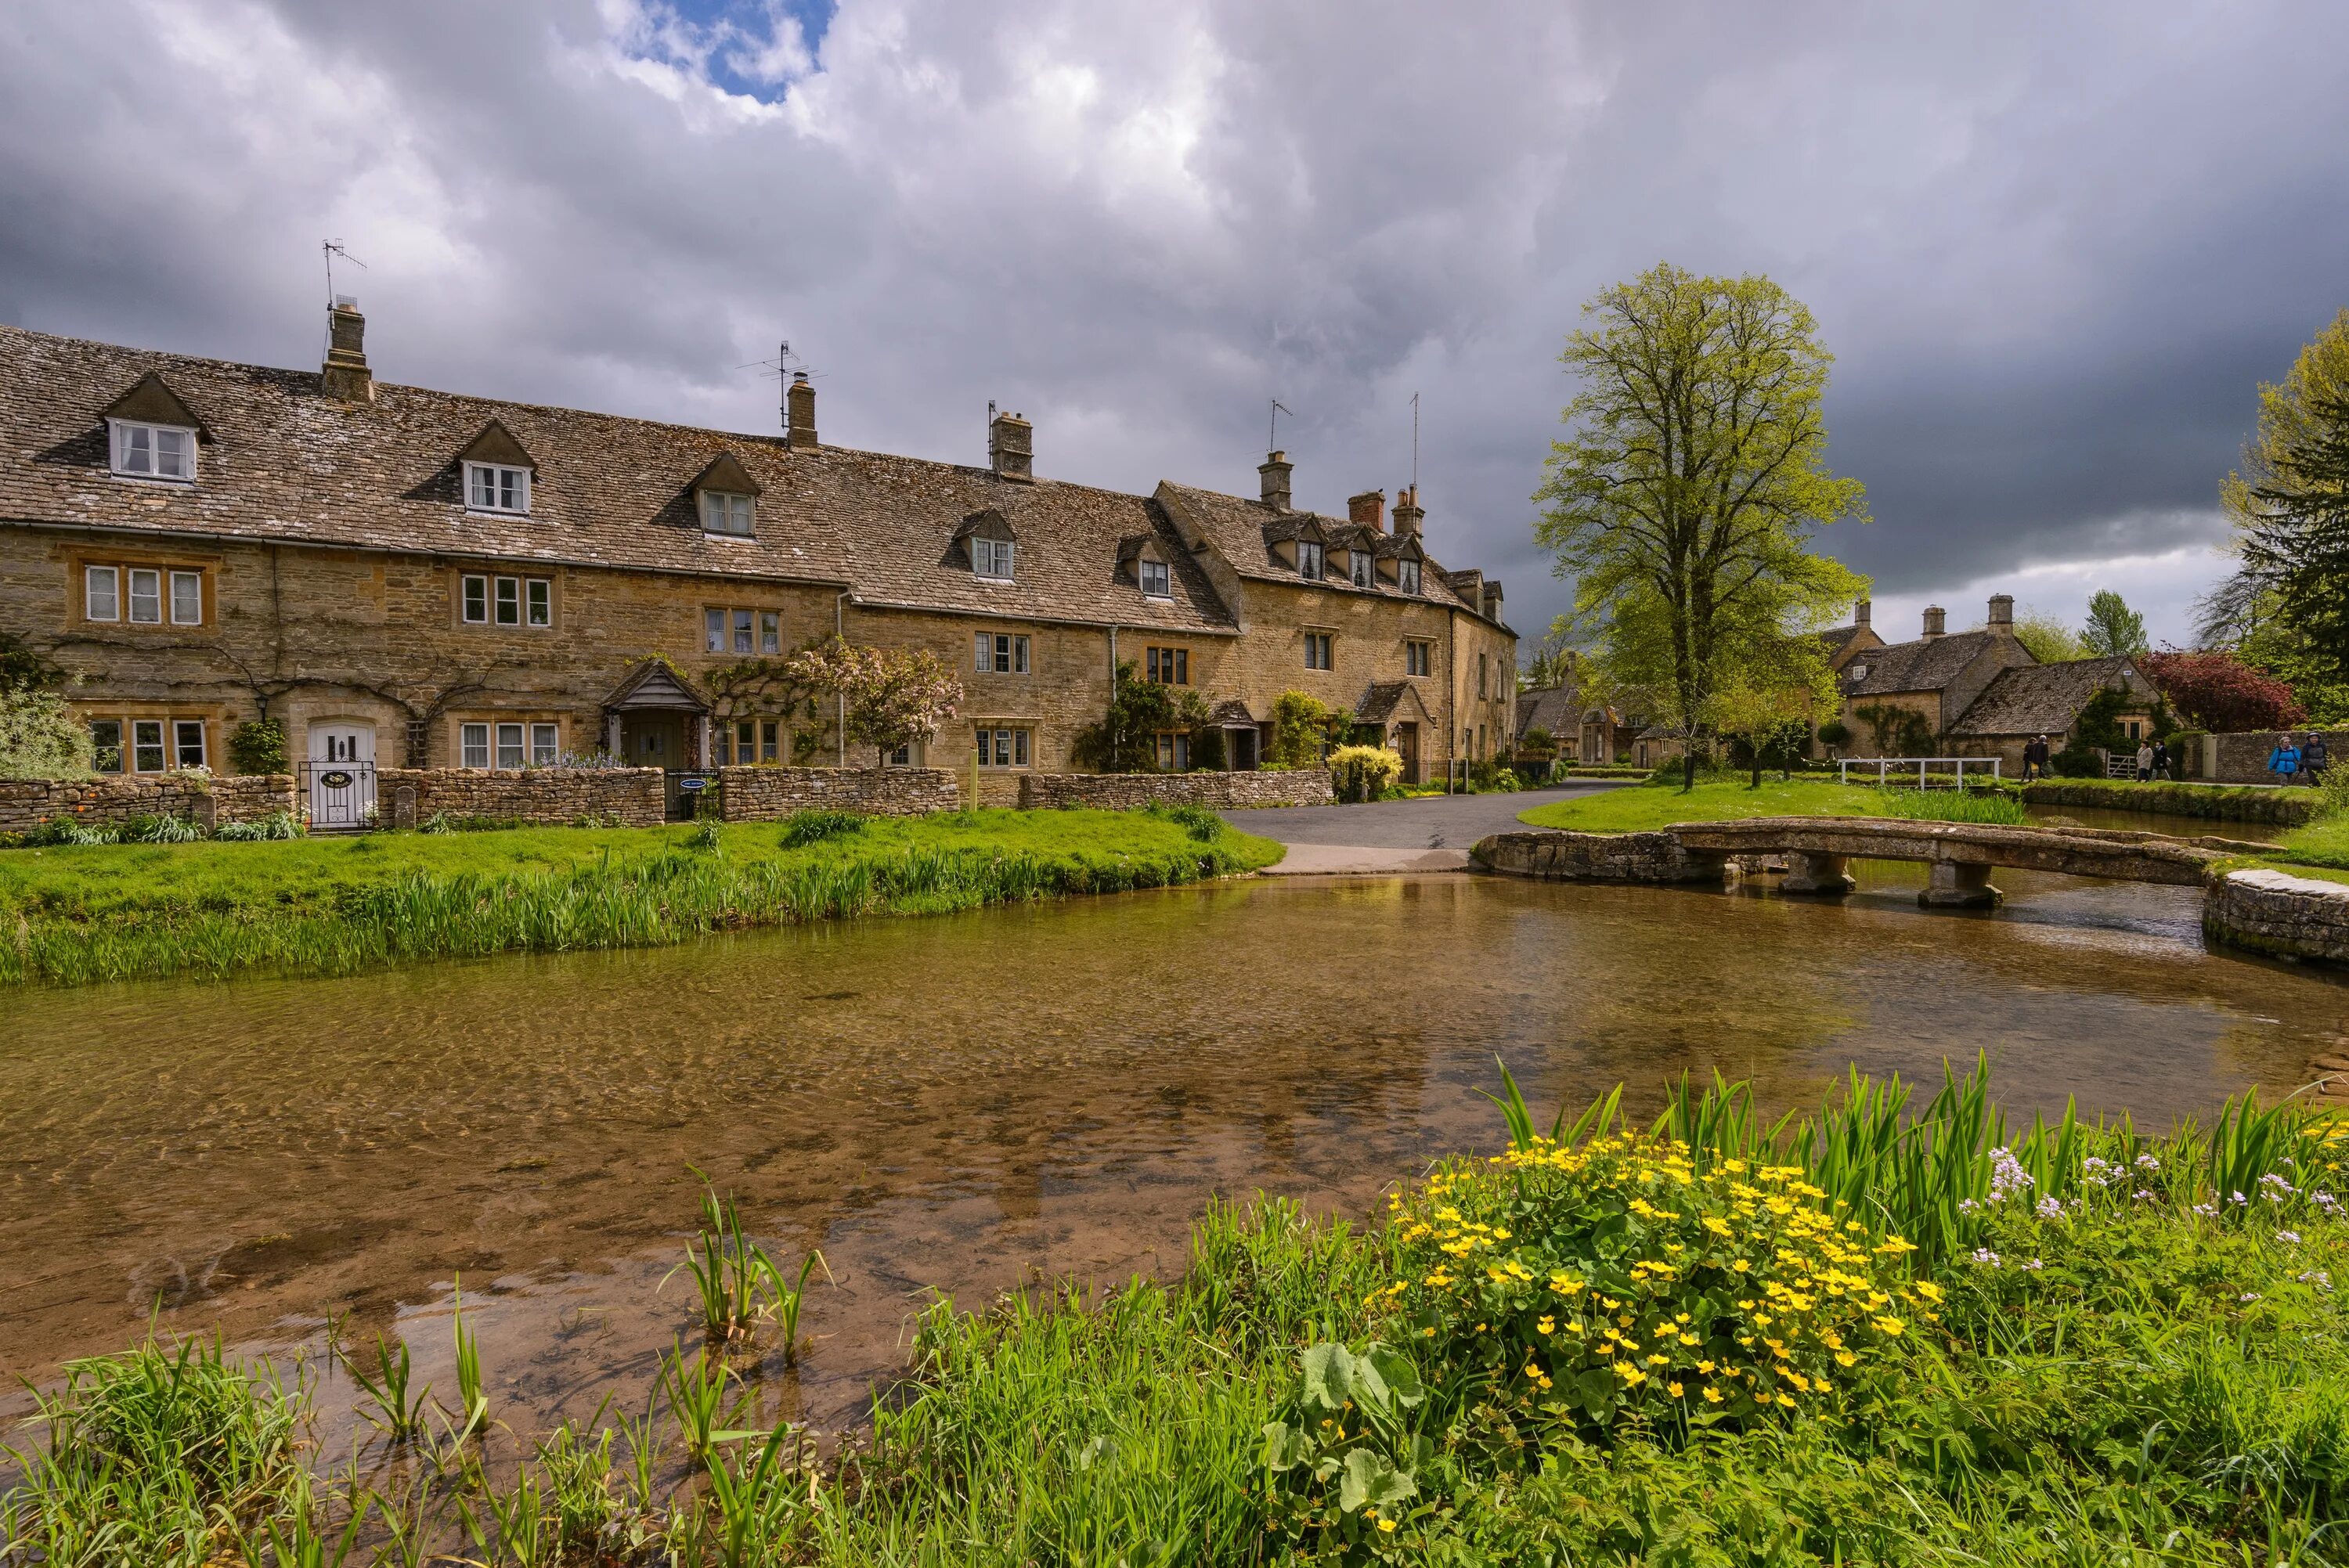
[1515,685,1579,737]
[1947,658,2156,738]
[1357,680,1434,726]
[1842,631,2004,697]
[1818,624,1874,656]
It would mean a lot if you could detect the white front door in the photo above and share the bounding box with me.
[307,723,377,827]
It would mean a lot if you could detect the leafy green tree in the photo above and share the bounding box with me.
[2203,309,2349,717]
[782,637,963,759]
[1708,633,1838,788]
[1265,691,1339,770]
[0,687,95,779]
[1535,263,1867,791]
[228,717,288,775]
[2008,610,2087,664]
[1071,661,1211,772]
[2080,590,2149,658]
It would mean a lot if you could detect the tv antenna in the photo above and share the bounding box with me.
[323,240,366,307]
[1268,398,1293,453]
[737,340,808,432]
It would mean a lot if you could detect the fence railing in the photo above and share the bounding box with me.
[1838,756,2003,789]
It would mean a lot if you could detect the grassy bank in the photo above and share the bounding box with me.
[6,1067,2343,1566]
[1519,777,2031,832]
[2019,777,2320,827]
[0,807,1283,988]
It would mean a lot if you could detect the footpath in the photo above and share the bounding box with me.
[1226,783,1623,875]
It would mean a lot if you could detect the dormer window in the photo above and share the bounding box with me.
[466,462,530,514]
[1350,550,1373,589]
[701,492,755,535]
[1297,541,1325,579]
[1139,558,1171,599]
[973,538,1016,580]
[1398,558,1422,594]
[111,421,195,481]
[455,420,538,517]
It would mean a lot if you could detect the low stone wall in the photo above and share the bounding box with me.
[377,767,666,828]
[2192,730,2349,786]
[2204,868,2349,966]
[1018,769,1334,810]
[2019,780,2318,827]
[719,766,959,820]
[0,773,294,834]
[1472,829,1727,885]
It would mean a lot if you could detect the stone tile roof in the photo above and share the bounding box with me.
[0,324,1237,635]
[1841,631,2004,696]
[1153,480,1503,627]
[1355,680,1434,725]
[1818,625,1866,654]
[1947,657,2155,737]
[1514,685,1580,737]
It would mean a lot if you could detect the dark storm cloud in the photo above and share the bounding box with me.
[2,0,2343,645]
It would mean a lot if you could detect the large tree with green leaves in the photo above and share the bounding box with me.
[2080,589,2149,658]
[1535,263,1867,789]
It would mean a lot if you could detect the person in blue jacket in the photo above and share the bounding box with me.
[2269,736,2303,782]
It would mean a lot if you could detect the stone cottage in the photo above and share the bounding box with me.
[0,303,1517,812]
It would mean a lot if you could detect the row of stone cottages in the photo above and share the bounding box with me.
[0,300,1517,820]
[1515,596,2163,774]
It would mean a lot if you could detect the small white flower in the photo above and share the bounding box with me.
[2021,1258,2044,1271]
[2279,1231,2303,1245]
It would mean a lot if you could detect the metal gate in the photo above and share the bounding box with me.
[302,759,377,829]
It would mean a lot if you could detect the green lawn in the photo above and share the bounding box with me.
[0,808,1283,986]
[1516,777,2009,832]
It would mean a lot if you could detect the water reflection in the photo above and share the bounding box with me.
[1,867,2338,1443]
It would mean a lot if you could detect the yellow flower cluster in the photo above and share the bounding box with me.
[1384,1132,1941,1429]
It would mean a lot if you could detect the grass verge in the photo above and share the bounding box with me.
[1518,777,2031,832]
[5,1065,2344,1565]
[0,807,1283,988]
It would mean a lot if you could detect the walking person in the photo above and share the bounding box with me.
[2022,733,2051,781]
[2134,738,2155,782]
[2303,732,2330,786]
[2151,736,2170,782]
[2269,734,2303,785]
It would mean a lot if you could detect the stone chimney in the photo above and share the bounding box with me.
[322,297,373,402]
[1481,581,1503,619]
[1348,488,1386,531]
[988,409,1034,483]
[1986,593,2014,633]
[1922,605,1947,640]
[1392,484,1424,538]
[787,372,818,451]
[1258,450,1293,510]
[1853,597,1871,629]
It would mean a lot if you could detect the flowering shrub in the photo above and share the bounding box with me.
[783,637,962,758]
[1384,1131,1937,1436]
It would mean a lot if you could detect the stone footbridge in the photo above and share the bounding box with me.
[1473,815,2349,968]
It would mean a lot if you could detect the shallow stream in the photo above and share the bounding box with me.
[3,855,2343,1448]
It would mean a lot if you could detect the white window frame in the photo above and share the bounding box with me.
[462,575,489,623]
[85,564,120,622]
[169,569,204,625]
[1297,541,1324,579]
[975,633,1031,674]
[530,723,560,766]
[460,723,491,769]
[496,722,526,770]
[972,538,1016,580]
[1351,550,1372,589]
[109,420,196,482]
[731,608,754,654]
[526,578,552,628]
[128,568,162,625]
[173,719,207,770]
[705,607,727,653]
[1398,559,1421,594]
[700,491,756,535]
[1139,558,1171,599]
[464,462,532,515]
[132,719,168,773]
[90,719,124,773]
[760,611,780,654]
[492,575,523,626]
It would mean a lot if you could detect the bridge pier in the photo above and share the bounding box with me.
[1780,850,1854,895]
[1920,860,2001,909]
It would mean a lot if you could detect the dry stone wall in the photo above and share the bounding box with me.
[0,773,293,834]
[1470,828,1727,884]
[719,765,958,820]
[377,767,666,827]
[2204,868,2349,966]
[2188,730,2349,786]
[1018,769,1334,810]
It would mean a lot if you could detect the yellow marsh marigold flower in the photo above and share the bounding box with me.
[1668,1381,1684,1397]
[1704,1386,1723,1404]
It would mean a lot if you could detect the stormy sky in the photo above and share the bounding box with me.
[4,0,2344,651]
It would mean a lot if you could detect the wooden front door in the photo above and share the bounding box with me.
[1395,723,1420,784]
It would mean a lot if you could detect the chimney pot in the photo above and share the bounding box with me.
[321,298,373,402]
[1922,604,1947,639]
[1987,593,2014,628]
[1348,488,1386,531]
[1257,450,1293,510]
[787,372,817,451]
[988,409,1034,483]
[1392,483,1424,538]
[1853,597,1871,628]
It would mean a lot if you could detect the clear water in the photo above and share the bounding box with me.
[2,864,2340,1445]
